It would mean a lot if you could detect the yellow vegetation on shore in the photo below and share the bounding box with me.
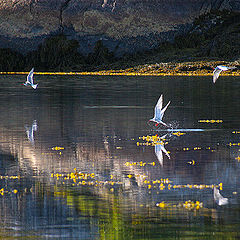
[0,61,239,76]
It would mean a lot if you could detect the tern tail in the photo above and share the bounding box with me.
[32,84,38,89]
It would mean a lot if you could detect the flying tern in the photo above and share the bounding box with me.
[213,65,236,83]
[149,94,171,128]
[23,68,38,89]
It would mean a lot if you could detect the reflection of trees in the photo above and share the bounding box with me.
[0,178,238,239]
[26,35,84,71]
[35,184,239,240]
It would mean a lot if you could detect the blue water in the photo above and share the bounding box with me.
[0,74,240,239]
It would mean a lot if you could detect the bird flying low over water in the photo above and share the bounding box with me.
[213,187,228,206]
[149,94,171,128]
[213,65,236,83]
[23,68,38,89]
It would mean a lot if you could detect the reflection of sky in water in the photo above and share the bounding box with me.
[0,75,240,238]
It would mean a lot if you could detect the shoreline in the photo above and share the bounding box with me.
[1,61,239,76]
[1,71,240,76]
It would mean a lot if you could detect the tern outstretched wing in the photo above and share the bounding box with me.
[213,67,222,83]
[31,84,38,89]
[154,95,163,119]
[27,68,34,84]
[155,142,170,166]
[154,95,170,120]
[155,144,163,166]
[160,144,170,159]
[160,101,171,119]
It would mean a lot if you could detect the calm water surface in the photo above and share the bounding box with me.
[0,74,240,239]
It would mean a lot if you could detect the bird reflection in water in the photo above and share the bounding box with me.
[137,134,170,166]
[213,187,228,206]
[154,135,170,166]
[25,120,37,144]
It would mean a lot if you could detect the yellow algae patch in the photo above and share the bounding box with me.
[172,132,186,136]
[228,142,240,146]
[143,180,223,191]
[137,135,167,148]
[156,202,166,208]
[0,175,21,179]
[235,156,240,161]
[193,147,201,150]
[187,160,196,165]
[124,161,156,167]
[52,146,65,151]
[0,188,4,196]
[159,183,165,190]
[181,146,213,151]
[50,169,124,188]
[198,120,223,123]
[139,135,166,143]
[232,131,240,134]
[156,200,203,210]
[183,200,203,210]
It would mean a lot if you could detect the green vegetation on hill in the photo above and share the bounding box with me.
[0,11,239,72]
[0,48,25,71]
[26,35,83,71]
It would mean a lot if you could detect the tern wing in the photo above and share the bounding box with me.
[154,95,163,119]
[32,120,38,131]
[159,134,167,140]
[159,120,169,128]
[155,144,163,166]
[31,84,38,89]
[160,101,170,119]
[27,68,34,84]
[213,68,222,83]
[161,144,170,159]
[227,66,236,70]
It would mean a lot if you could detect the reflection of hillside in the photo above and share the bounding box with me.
[1,124,239,192]
[2,179,233,240]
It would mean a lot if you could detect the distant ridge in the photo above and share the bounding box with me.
[0,0,239,54]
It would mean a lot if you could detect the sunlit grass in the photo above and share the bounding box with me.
[0,60,239,77]
[0,71,239,76]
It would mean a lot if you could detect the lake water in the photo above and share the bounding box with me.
[0,74,240,239]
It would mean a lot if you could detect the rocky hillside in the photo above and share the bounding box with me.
[0,0,240,55]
